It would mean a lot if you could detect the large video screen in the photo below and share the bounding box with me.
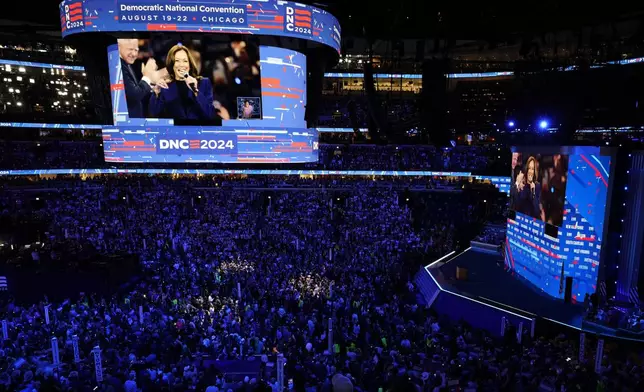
[117,36,262,124]
[106,40,314,164]
[60,0,342,53]
[505,146,612,300]
[510,152,569,227]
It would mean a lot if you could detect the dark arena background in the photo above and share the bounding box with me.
[1,1,644,391]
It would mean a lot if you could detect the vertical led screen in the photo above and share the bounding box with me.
[105,38,313,164]
[505,146,612,300]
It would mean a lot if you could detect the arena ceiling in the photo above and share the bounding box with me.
[2,0,644,40]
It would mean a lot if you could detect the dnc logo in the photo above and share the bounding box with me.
[285,6,312,35]
[61,1,84,30]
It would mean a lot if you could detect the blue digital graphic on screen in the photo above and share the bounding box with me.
[60,0,341,53]
[505,146,611,300]
[105,43,316,163]
[226,46,306,128]
[101,126,317,163]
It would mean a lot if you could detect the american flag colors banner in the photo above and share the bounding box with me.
[59,0,341,53]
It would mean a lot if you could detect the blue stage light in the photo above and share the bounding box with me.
[539,120,549,129]
[508,121,515,127]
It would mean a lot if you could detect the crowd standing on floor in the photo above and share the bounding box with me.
[0,176,639,392]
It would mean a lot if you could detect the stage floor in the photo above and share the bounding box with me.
[436,248,585,329]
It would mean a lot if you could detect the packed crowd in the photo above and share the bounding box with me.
[0,173,496,192]
[0,141,510,175]
[473,225,506,246]
[0,40,79,64]
[316,145,505,173]
[0,175,638,392]
[472,197,507,245]
[316,98,418,129]
[0,141,103,170]
[0,177,461,390]
[0,64,93,124]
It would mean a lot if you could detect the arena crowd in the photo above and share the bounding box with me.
[0,141,509,175]
[0,175,639,392]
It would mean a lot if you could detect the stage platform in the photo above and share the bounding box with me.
[436,247,585,328]
[415,245,644,343]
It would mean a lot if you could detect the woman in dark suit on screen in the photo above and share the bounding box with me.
[517,155,542,219]
[149,44,216,123]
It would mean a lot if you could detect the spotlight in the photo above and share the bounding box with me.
[539,120,549,130]
[508,121,515,127]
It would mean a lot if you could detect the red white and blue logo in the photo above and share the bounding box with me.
[284,6,312,36]
[156,137,237,154]
[61,1,84,31]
